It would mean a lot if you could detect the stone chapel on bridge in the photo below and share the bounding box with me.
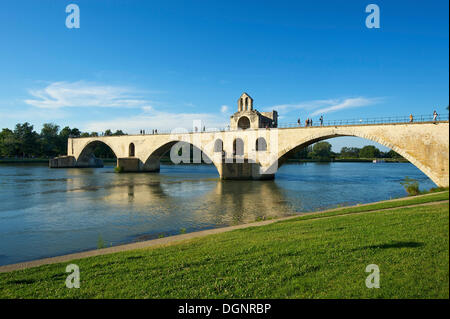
[230,93,278,130]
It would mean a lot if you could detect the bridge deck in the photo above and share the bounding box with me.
[71,119,449,139]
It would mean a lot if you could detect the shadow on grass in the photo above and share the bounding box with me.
[7,278,37,285]
[355,241,424,251]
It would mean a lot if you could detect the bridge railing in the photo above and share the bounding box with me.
[70,113,449,137]
[277,113,449,129]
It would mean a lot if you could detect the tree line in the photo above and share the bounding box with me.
[0,122,125,158]
[292,142,404,161]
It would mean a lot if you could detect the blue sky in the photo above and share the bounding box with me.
[0,0,448,151]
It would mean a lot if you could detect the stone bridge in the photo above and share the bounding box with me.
[52,121,449,187]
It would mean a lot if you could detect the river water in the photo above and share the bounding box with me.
[0,162,436,266]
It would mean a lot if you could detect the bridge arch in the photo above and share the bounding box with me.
[143,139,220,174]
[265,129,444,186]
[76,139,118,167]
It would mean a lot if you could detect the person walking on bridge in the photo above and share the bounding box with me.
[433,110,438,123]
[409,114,414,123]
[319,115,324,126]
[297,118,301,127]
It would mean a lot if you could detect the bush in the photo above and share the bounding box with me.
[97,235,105,249]
[114,166,124,173]
[400,177,420,196]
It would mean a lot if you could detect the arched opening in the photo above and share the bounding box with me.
[77,140,117,167]
[129,143,135,157]
[144,140,219,176]
[237,116,251,130]
[245,97,248,110]
[264,133,441,189]
[233,138,244,156]
[214,139,223,152]
[256,137,267,151]
[275,135,400,169]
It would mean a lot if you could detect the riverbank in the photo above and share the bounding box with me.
[0,158,49,164]
[0,191,448,298]
[288,158,409,163]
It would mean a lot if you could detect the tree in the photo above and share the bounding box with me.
[0,128,16,157]
[40,123,60,157]
[359,145,381,158]
[292,145,312,159]
[309,142,332,161]
[340,147,361,158]
[104,129,113,136]
[14,122,39,157]
[113,130,126,136]
[70,128,81,137]
[385,149,404,159]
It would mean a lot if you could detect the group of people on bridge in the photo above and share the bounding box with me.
[409,110,440,123]
[297,115,324,127]
[139,129,158,135]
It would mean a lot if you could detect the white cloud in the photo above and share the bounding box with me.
[24,81,152,109]
[265,99,332,113]
[264,97,382,116]
[220,105,229,113]
[19,80,232,134]
[83,108,229,134]
[310,97,381,116]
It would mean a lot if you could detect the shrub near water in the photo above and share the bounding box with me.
[400,177,420,196]
[114,166,124,173]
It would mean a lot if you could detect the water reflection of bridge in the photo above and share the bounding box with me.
[101,176,293,226]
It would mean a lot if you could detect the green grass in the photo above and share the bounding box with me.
[286,191,449,222]
[0,194,448,299]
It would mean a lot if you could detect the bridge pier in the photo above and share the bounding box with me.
[49,155,103,168]
[116,157,160,172]
[217,161,274,180]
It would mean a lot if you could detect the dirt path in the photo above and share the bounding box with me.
[0,196,448,273]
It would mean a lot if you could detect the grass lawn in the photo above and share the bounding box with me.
[0,193,448,299]
[288,191,449,221]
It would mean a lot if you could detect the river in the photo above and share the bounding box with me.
[0,162,436,266]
